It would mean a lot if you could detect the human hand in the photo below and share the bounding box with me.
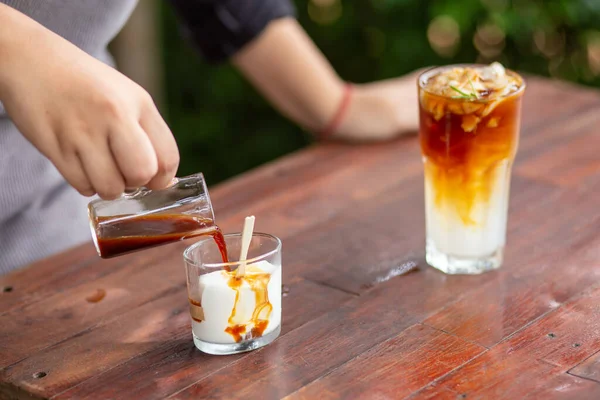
[331,69,426,143]
[0,5,179,200]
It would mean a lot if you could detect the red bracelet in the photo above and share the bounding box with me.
[317,83,353,139]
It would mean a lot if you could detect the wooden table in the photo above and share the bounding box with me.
[1,76,600,400]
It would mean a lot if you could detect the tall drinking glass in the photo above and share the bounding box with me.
[418,64,525,274]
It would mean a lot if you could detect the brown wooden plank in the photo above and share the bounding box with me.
[0,247,183,368]
[284,174,425,295]
[569,351,600,383]
[506,181,600,264]
[521,76,600,111]
[519,76,600,136]
[523,374,600,400]
[210,142,368,214]
[518,85,600,145]
[213,136,422,242]
[0,289,190,399]
[0,227,235,321]
[48,278,352,399]
[516,129,600,187]
[414,375,600,400]
[414,373,600,400]
[165,264,490,399]
[208,142,351,213]
[406,386,461,400]
[284,324,485,400]
[423,231,600,348]
[409,361,552,400]
[0,244,98,316]
[409,284,600,400]
[288,174,561,295]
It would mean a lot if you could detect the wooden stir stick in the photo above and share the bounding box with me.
[236,216,255,277]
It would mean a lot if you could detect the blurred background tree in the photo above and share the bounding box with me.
[112,0,600,186]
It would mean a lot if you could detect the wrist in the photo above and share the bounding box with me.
[315,82,354,139]
[329,82,409,142]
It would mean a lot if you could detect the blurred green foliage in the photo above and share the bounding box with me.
[160,0,600,185]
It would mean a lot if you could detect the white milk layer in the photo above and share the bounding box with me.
[192,260,282,344]
[425,161,511,258]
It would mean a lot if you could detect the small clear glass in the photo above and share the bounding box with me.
[183,233,282,355]
[88,173,215,258]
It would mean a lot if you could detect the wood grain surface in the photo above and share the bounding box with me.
[1,76,599,399]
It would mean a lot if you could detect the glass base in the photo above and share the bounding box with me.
[426,240,503,275]
[192,325,281,355]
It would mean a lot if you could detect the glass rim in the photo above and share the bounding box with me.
[88,171,214,222]
[417,63,526,102]
[196,172,215,222]
[183,232,282,269]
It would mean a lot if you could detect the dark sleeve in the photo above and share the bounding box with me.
[166,0,297,64]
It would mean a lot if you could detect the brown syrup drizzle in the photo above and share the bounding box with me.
[224,268,273,343]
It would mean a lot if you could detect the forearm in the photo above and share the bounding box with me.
[0,3,43,101]
[170,0,418,141]
[232,18,344,132]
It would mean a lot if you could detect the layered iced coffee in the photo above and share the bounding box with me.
[418,63,525,274]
